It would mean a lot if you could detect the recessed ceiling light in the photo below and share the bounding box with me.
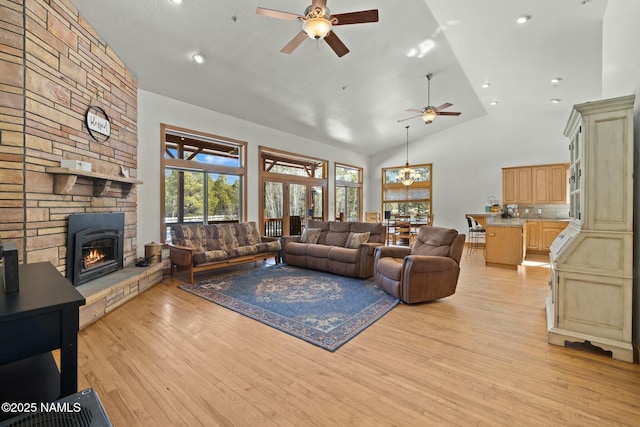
[192,53,204,64]
[170,0,183,4]
[551,99,562,104]
[515,14,532,24]
[490,100,499,106]
[482,82,491,89]
[551,77,562,86]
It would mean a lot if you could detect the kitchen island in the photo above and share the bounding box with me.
[485,218,526,269]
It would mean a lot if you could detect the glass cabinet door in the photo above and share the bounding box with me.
[569,123,584,227]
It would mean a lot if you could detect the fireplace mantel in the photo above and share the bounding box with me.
[46,167,143,196]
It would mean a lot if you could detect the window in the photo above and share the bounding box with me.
[381,163,432,222]
[259,147,328,236]
[262,149,326,178]
[161,124,246,242]
[335,164,363,222]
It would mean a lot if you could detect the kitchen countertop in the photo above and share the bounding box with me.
[520,218,570,222]
[486,218,569,227]
[486,217,526,227]
[465,212,502,217]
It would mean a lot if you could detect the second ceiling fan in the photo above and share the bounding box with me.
[399,74,462,124]
[256,0,379,57]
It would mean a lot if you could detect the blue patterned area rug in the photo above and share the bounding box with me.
[179,265,399,352]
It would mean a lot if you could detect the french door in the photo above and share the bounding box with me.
[262,178,325,236]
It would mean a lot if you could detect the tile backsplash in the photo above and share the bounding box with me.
[507,204,570,220]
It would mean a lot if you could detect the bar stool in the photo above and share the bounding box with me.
[465,216,485,256]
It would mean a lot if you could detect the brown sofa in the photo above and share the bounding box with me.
[374,226,465,303]
[282,220,386,279]
[168,221,281,283]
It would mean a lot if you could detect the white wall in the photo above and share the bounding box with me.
[602,0,640,100]
[368,111,569,233]
[136,90,368,253]
[601,0,640,355]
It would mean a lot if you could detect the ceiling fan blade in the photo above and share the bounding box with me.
[436,111,461,116]
[312,0,327,10]
[256,7,301,21]
[281,31,308,54]
[332,10,379,25]
[435,102,453,112]
[397,115,420,123]
[406,109,422,113]
[324,31,349,57]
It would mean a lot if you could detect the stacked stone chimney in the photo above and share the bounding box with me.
[0,0,139,274]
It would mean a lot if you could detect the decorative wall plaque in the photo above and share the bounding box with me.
[85,106,111,142]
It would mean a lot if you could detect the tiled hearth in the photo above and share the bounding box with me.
[77,260,168,329]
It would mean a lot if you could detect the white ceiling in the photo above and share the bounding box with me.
[69,0,608,155]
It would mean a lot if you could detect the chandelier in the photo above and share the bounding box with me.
[397,125,419,186]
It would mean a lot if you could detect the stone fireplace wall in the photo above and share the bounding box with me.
[0,0,139,274]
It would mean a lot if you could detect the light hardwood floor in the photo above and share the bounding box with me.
[77,253,640,426]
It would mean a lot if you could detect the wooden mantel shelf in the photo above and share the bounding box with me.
[46,167,143,196]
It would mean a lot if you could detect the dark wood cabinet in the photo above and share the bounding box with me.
[0,262,85,402]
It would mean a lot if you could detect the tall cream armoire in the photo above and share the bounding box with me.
[548,95,635,362]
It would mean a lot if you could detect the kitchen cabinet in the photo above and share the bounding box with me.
[485,222,526,269]
[502,167,532,204]
[502,169,517,204]
[532,167,549,203]
[540,221,567,251]
[525,221,540,252]
[532,164,568,203]
[547,164,568,203]
[517,168,532,204]
[502,163,568,204]
[526,220,567,254]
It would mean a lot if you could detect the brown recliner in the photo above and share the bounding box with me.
[374,226,465,303]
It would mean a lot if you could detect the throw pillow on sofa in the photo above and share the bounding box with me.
[300,227,322,244]
[346,232,370,249]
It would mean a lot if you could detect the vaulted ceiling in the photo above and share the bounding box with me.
[70,0,608,155]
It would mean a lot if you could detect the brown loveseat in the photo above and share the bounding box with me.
[282,220,386,279]
[169,221,281,283]
[374,226,465,303]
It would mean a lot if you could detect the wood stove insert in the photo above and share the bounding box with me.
[66,213,124,286]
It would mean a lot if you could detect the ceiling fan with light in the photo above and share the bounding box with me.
[256,0,379,57]
[398,73,461,124]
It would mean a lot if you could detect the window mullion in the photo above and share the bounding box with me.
[203,171,209,224]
